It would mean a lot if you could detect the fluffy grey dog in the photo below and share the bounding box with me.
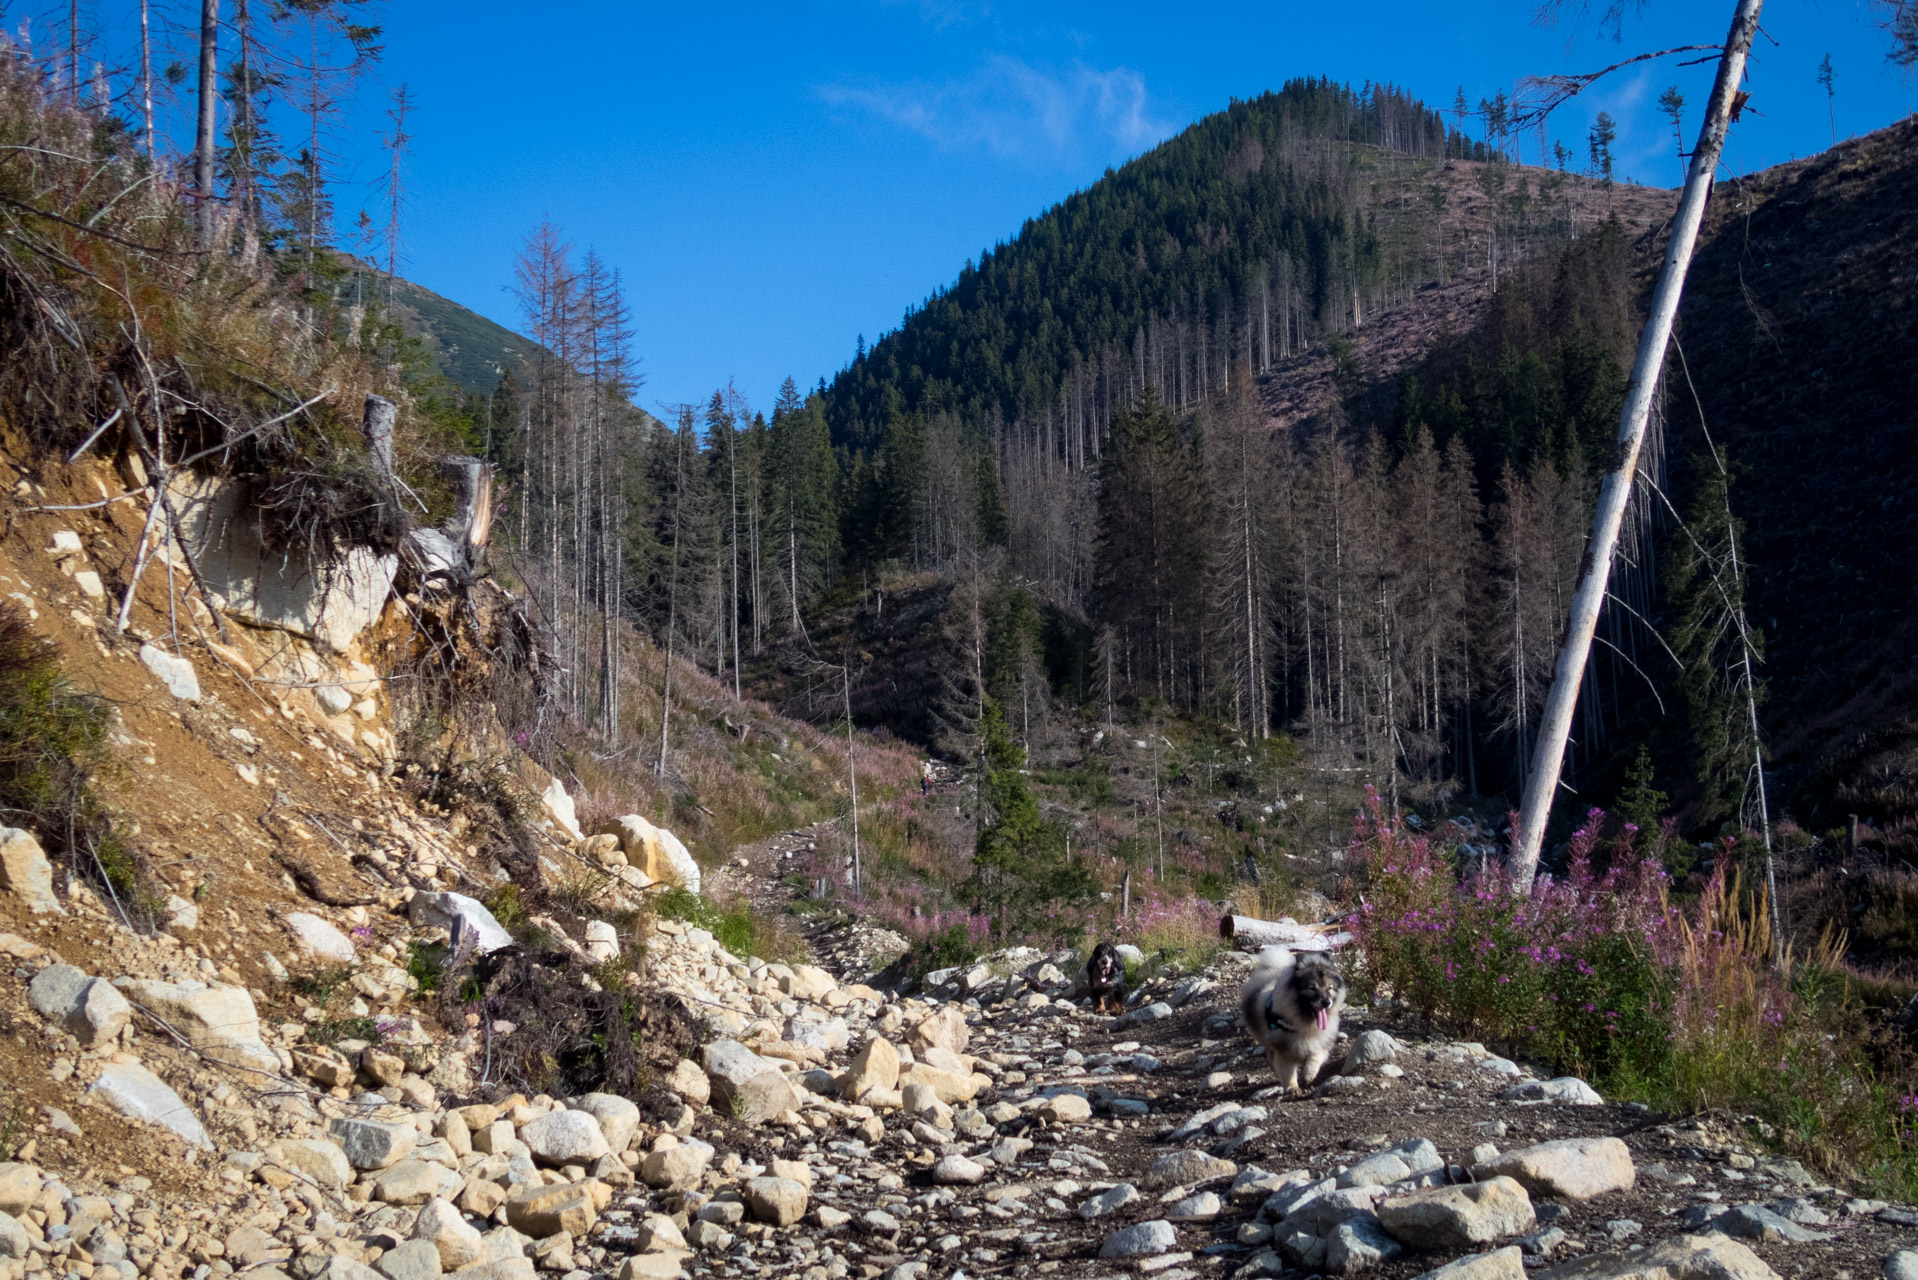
[1239,945,1347,1094]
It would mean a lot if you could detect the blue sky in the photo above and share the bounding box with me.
[318,0,1913,411]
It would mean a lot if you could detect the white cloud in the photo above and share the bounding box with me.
[818,55,1176,164]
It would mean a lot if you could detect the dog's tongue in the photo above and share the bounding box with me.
[1316,1007,1330,1031]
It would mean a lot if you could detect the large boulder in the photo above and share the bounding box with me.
[1474,1138,1635,1202]
[702,1040,799,1123]
[408,892,514,954]
[114,978,277,1073]
[1378,1177,1536,1250]
[0,1165,42,1217]
[0,828,62,915]
[169,473,397,650]
[88,1063,210,1149]
[742,1176,808,1226]
[28,965,129,1046]
[604,815,701,892]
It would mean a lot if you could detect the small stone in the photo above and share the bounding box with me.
[28,965,129,1046]
[1145,1149,1236,1189]
[1409,1246,1525,1279]
[0,827,63,915]
[1886,1250,1918,1280]
[932,1155,984,1185]
[574,1094,641,1154]
[263,1139,353,1191]
[373,1240,442,1280]
[1711,1204,1831,1243]
[1165,1191,1221,1222]
[703,1040,801,1123]
[1099,1219,1178,1258]
[1342,1030,1400,1074]
[743,1175,808,1226]
[664,1059,711,1107]
[640,1143,711,1191]
[504,1182,597,1238]
[328,1117,418,1170]
[1044,1093,1092,1124]
[1326,1216,1405,1272]
[413,1197,484,1271]
[521,1110,611,1165]
[284,913,357,963]
[1081,1183,1140,1219]
[1340,1139,1444,1188]
[139,644,201,700]
[1500,1076,1603,1106]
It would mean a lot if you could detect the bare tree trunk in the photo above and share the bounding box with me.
[1511,0,1765,892]
[843,659,860,894]
[140,0,155,162]
[194,0,220,247]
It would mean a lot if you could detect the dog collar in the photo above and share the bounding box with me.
[1264,992,1296,1035]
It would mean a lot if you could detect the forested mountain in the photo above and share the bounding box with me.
[822,79,1490,453]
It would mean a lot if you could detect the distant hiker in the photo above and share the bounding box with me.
[921,760,935,796]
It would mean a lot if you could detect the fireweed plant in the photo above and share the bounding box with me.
[1345,789,1918,1195]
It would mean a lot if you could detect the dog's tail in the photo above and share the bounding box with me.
[1249,944,1293,977]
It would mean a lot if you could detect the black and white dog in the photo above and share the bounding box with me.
[1085,942,1127,1014]
[1240,945,1346,1094]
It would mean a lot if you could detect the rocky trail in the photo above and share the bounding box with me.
[7,819,1918,1280]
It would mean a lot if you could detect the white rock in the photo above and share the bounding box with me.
[316,684,354,716]
[0,1209,28,1260]
[161,894,199,935]
[583,920,619,963]
[114,977,276,1071]
[88,1062,210,1148]
[541,779,585,841]
[702,1040,800,1123]
[328,1117,418,1170]
[408,891,514,954]
[138,643,201,700]
[653,825,701,893]
[1501,1076,1603,1106]
[1473,1137,1635,1202]
[520,1109,610,1165]
[1410,1246,1526,1279]
[1886,1251,1918,1280]
[931,1156,984,1185]
[575,1093,641,1153]
[1099,1219,1178,1258]
[1081,1184,1140,1219]
[28,965,129,1046]
[0,827,63,915]
[284,912,357,962]
[412,1198,484,1271]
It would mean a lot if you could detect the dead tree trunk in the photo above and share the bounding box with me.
[1510,0,1765,893]
[193,0,220,246]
